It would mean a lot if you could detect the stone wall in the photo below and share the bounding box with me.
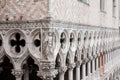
[0,0,47,21]
[50,0,120,28]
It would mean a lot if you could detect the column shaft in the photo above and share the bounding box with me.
[68,69,73,80]
[92,60,95,73]
[59,73,65,80]
[76,67,80,80]
[87,61,91,79]
[82,64,86,80]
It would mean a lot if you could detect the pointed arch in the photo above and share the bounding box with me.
[66,52,72,66]
[21,55,40,69]
[55,53,62,68]
[0,55,15,80]
[22,56,42,80]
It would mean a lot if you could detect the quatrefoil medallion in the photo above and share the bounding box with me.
[10,33,26,53]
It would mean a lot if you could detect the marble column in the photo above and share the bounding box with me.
[59,72,65,80]
[82,63,86,80]
[68,68,73,80]
[107,53,109,63]
[87,61,91,78]
[91,59,95,79]
[68,64,75,80]
[92,59,95,74]
[96,57,99,77]
[76,61,80,80]
[58,66,67,80]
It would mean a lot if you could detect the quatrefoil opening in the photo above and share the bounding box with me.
[10,33,26,53]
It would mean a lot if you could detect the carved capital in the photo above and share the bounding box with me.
[82,59,87,64]
[68,63,75,70]
[58,66,67,74]
[93,54,97,59]
[38,61,58,80]
[76,61,81,67]
[37,69,58,80]
[12,69,23,78]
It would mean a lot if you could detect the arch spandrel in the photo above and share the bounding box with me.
[28,29,42,60]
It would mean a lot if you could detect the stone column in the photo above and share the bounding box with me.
[59,72,64,80]
[12,69,23,80]
[68,63,75,80]
[58,66,67,80]
[76,61,80,80]
[87,61,91,79]
[91,59,95,79]
[96,58,98,71]
[92,59,95,74]
[82,63,86,80]
[108,53,110,63]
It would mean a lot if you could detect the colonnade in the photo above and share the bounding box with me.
[0,21,119,80]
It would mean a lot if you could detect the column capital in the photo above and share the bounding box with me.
[68,63,76,70]
[82,58,88,64]
[58,66,67,74]
[37,69,58,80]
[37,61,58,80]
[76,61,81,67]
[12,69,23,79]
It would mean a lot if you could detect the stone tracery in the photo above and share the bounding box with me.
[0,21,119,80]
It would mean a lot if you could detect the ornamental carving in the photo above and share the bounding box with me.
[42,29,56,60]
[10,33,26,54]
[10,33,25,53]
[12,69,23,78]
[38,62,58,80]
[28,29,41,59]
[58,66,67,74]
[4,29,27,57]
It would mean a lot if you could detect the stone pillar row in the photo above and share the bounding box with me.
[10,51,118,80]
[10,50,119,80]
